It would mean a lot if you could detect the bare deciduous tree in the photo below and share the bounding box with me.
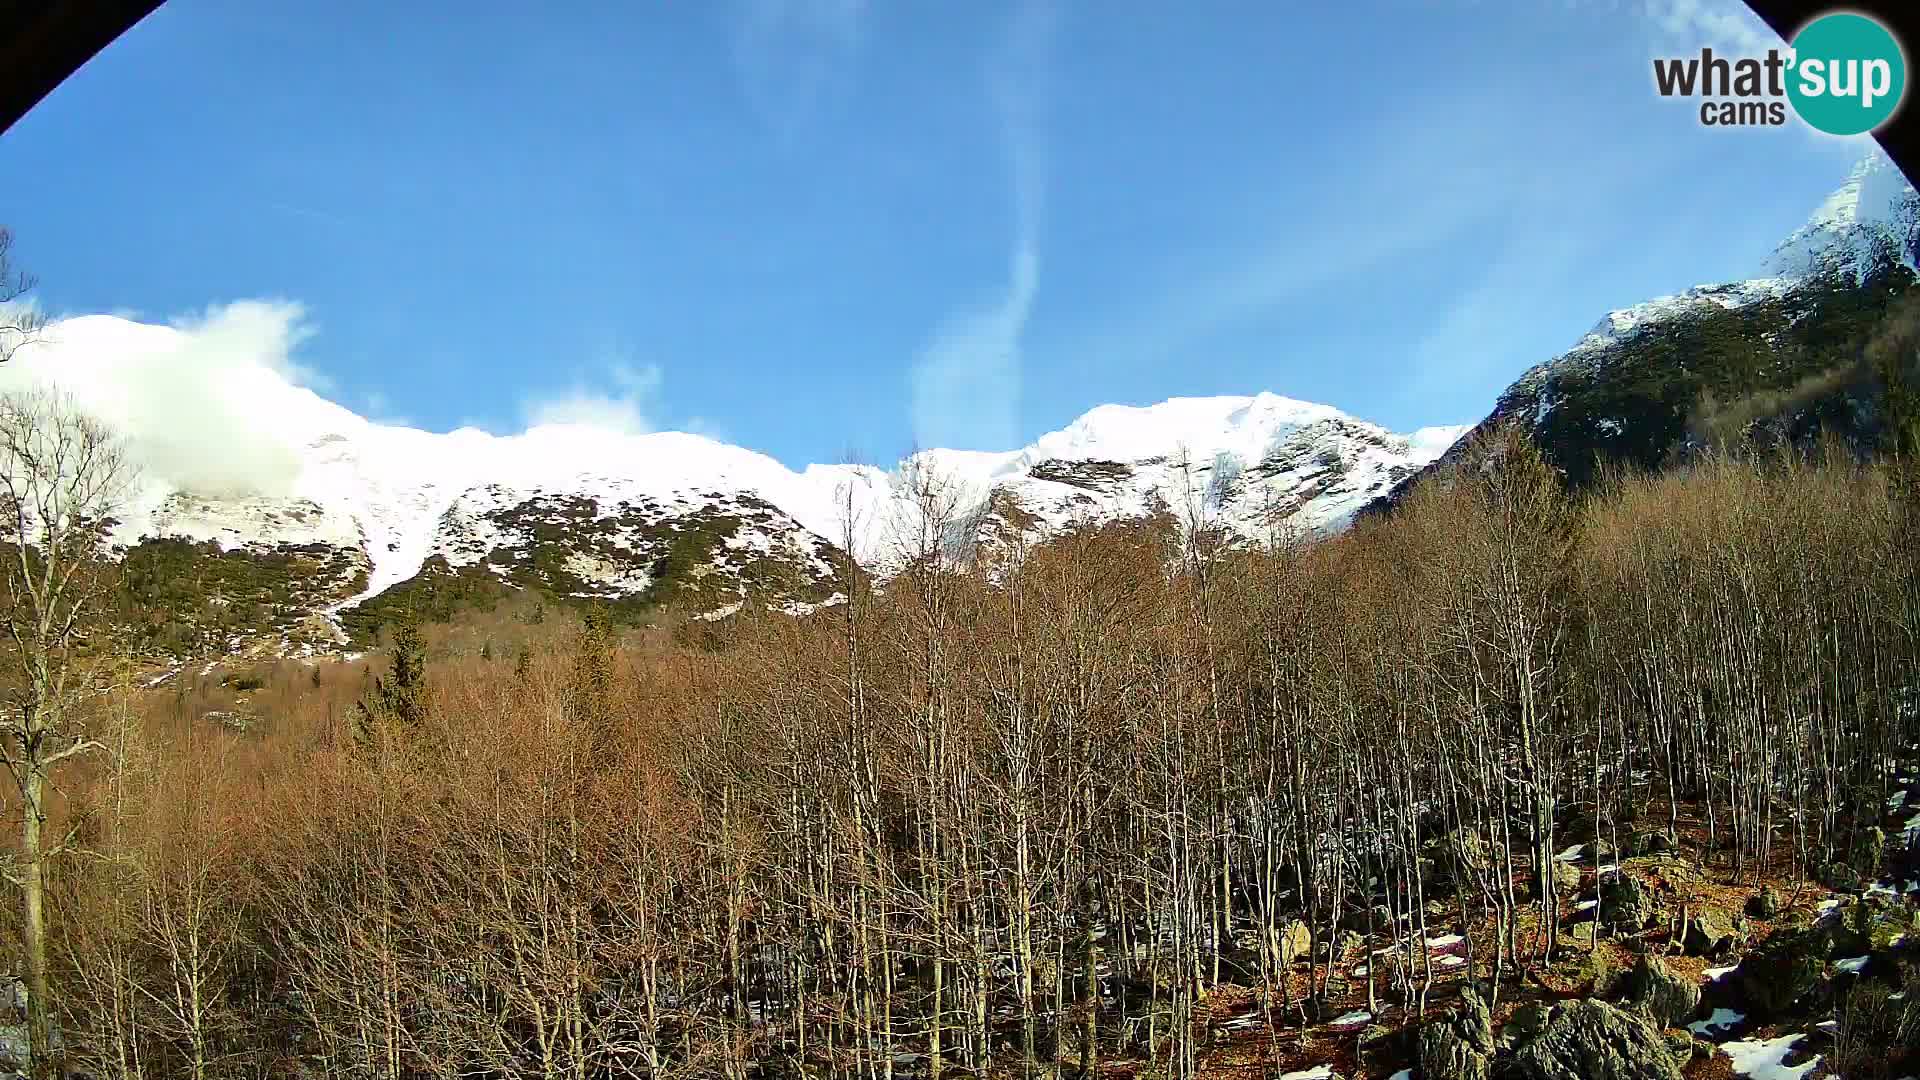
[0,230,47,366]
[0,389,137,1080]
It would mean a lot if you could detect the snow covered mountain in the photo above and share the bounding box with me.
[1760,150,1920,281]
[41,152,1907,654]
[1381,148,1920,499]
[10,314,1465,647]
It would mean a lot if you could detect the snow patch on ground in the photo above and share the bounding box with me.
[1722,1034,1819,1080]
[1689,1008,1744,1037]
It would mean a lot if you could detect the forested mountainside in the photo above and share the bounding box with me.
[1376,151,1920,506]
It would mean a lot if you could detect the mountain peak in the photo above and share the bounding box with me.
[1379,148,1920,512]
[1759,147,1919,280]
[1549,152,1916,372]
[1017,393,1347,468]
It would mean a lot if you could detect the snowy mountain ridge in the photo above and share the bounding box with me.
[1566,151,1914,381]
[1515,153,1917,407]
[1378,147,1920,504]
[26,150,1911,646]
[12,314,1466,637]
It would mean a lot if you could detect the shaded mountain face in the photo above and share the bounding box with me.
[28,312,1461,654]
[1376,151,1920,506]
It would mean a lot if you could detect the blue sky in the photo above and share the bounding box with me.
[0,0,1881,467]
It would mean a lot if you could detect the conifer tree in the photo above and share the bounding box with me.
[352,616,428,752]
[570,605,619,749]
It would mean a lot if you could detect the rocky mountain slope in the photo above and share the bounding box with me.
[1379,150,1920,500]
[20,316,1466,652]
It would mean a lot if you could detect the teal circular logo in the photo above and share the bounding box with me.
[1786,13,1906,136]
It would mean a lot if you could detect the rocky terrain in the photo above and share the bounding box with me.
[1177,747,1920,1080]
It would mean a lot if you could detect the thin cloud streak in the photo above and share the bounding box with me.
[909,0,1057,452]
[1045,91,1534,374]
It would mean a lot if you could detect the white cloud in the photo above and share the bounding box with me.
[521,362,664,436]
[171,299,332,393]
[681,414,731,443]
[0,300,322,498]
[2,301,707,505]
[1398,211,1591,414]
[909,0,1056,452]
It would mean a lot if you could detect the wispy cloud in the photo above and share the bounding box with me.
[991,0,1054,264]
[171,299,334,395]
[909,0,1057,452]
[1396,210,1592,417]
[681,414,732,443]
[1049,89,1538,373]
[1522,0,1780,52]
[909,250,1039,452]
[1467,0,1781,58]
[732,0,867,141]
[521,359,665,436]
